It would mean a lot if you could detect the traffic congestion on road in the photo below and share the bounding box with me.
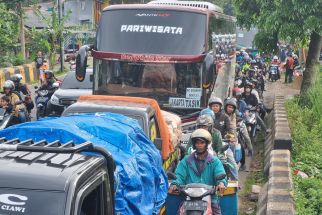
[0,0,311,215]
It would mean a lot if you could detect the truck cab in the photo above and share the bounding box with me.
[0,138,115,215]
[62,95,183,172]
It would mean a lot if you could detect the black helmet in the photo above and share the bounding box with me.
[44,70,54,80]
[191,129,212,149]
[196,115,214,133]
[244,81,253,89]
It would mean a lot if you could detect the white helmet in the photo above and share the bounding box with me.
[191,129,212,148]
[273,56,278,60]
[3,80,15,89]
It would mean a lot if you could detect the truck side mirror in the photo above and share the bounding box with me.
[154,138,162,151]
[76,45,89,82]
[167,172,177,180]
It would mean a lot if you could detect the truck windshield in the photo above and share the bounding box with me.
[0,188,65,215]
[94,60,203,109]
[96,9,206,55]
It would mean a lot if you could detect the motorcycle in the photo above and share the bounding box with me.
[35,82,60,119]
[269,65,278,82]
[245,105,257,140]
[35,89,50,119]
[174,174,226,215]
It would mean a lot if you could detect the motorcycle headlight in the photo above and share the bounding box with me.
[183,188,208,198]
[50,94,59,105]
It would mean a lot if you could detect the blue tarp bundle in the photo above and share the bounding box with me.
[0,113,168,215]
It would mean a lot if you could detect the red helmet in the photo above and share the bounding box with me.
[232,87,242,96]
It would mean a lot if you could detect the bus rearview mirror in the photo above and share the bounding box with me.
[76,45,89,82]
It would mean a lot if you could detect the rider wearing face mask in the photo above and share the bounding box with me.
[242,82,258,107]
[169,129,227,215]
[208,97,232,138]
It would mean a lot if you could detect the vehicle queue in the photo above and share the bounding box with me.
[0,1,281,215]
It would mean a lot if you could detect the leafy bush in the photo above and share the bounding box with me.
[12,53,26,66]
[286,67,322,214]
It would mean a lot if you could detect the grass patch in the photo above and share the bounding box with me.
[239,132,267,215]
[285,66,322,215]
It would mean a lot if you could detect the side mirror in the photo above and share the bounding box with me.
[215,173,226,181]
[76,45,90,82]
[34,86,38,89]
[154,138,162,151]
[167,172,177,180]
[52,82,60,88]
[90,74,94,82]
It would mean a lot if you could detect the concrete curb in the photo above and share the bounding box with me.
[258,95,295,215]
[0,63,38,85]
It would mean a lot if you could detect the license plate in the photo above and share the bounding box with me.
[37,97,48,103]
[183,200,208,211]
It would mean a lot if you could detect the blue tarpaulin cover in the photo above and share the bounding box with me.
[0,113,168,215]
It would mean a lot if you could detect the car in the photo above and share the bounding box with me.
[46,70,93,116]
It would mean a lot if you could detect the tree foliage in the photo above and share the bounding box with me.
[234,0,322,92]
[0,2,19,67]
[234,0,322,49]
[31,2,71,69]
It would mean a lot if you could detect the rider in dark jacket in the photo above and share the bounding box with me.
[242,82,258,107]
[39,71,57,97]
[10,74,34,114]
[208,97,232,138]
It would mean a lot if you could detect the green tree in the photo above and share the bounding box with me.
[234,0,322,93]
[3,0,37,60]
[0,2,19,67]
[32,2,71,69]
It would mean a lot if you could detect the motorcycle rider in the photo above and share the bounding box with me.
[241,57,251,74]
[0,95,13,114]
[242,82,269,133]
[169,129,227,215]
[270,56,281,79]
[232,89,253,158]
[186,114,223,154]
[10,74,34,114]
[2,80,27,123]
[38,70,57,97]
[208,97,232,137]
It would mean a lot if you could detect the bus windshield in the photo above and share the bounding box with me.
[96,9,207,55]
[94,59,203,109]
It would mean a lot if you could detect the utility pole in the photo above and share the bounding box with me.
[57,0,64,73]
[19,2,26,60]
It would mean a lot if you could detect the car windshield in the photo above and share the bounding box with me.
[60,71,92,89]
[94,60,202,109]
[0,188,65,215]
